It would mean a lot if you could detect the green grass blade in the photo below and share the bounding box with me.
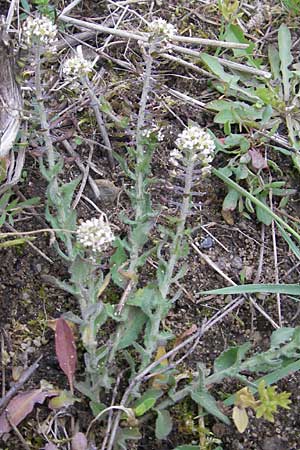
[200,284,300,296]
[277,223,300,261]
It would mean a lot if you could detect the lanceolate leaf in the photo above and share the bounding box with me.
[55,318,77,392]
[191,390,230,424]
[0,389,57,434]
[278,24,292,102]
[155,410,172,440]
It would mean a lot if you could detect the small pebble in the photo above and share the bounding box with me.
[199,236,214,249]
[231,256,243,270]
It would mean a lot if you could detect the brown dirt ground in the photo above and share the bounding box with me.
[1,1,300,449]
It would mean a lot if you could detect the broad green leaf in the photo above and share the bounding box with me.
[278,24,293,101]
[200,53,239,86]
[133,389,162,411]
[191,390,230,424]
[127,286,166,318]
[130,220,153,248]
[268,45,280,80]
[223,24,254,57]
[113,151,135,180]
[215,109,236,124]
[114,427,141,450]
[226,134,250,148]
[214,343,250,373]
[155,410,172,439]
[222,188,239,211]
[270,327,295,347]
[256,86,278,106]
[255,196,272,226]
[200,283,300,296]
[236,164,249,181]
[134,397,156,417]
[110,239,128,288]
[21,0,31,12]
[117,309,147,349]
[70,257,92,285]
[292,151,300,174]
[60,177,81,209]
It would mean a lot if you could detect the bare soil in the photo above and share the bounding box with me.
[1,1,300,449]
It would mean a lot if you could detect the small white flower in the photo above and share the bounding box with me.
[62,56,93,83]
[169,148,183,166]
[175,126,215,167]
[22,16,57,47]
[201,165,212,177]
[77,215,114,254]
[170,126,215,176]
[148,18,177,39]
[141,124,164,142]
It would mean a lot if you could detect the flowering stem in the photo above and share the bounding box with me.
[34,44,73,257]
[134,48,153,223]
[108,48,154,373]
[35,45,56,170]
[160,156,194,299]
[83,77,114,168]
[114,47,154,316]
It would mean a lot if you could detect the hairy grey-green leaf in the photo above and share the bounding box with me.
[278,24,293,101]
[117,309,147,349]
[191,390,230,424]
[214,343,251,373]
[270,327,295,348]
[155,410,172,440]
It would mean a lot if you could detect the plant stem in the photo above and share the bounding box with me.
[84,77,114,168]
[160,158,194,299]
[35,45,55,170]
[35,45,73,257]
[108,48,154,368]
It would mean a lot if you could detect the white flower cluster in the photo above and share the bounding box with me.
[22,16,57,47]
[142,125,164,142]
[170,126,215,176]
[148,18,177,39]
[62,56,93,82]
[77,216,114,254]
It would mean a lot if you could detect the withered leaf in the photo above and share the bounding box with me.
[71,432,88,450]
[55,318,77,392]
[0,389,57,434]
[248,148,268,170]
[45,443,59,450]
[232,405,249,433]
